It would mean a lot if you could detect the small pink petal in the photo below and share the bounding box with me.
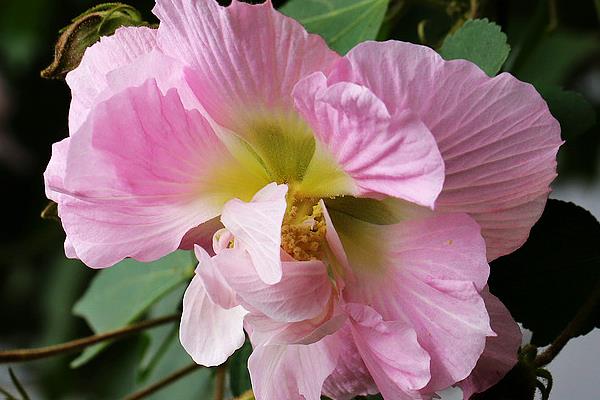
[331,41,562,260]
[457,289,522,399]
[320,199,351,278]
[346,303,431,399]
[179,217,223,253]
[179,275,247,367]
[194,245,238,310]
[154,0,339,131]
[221,183,288,284]
[293,73,444,207]
[44,138,69,201]
[212,248,332,322]
[248,338,340,400]
[64,237,78,259]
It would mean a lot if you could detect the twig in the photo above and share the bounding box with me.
[8,368,30,400]
[546,0,558,32]
[0,385,18,400]
[214,364,227,400]
[535,282,600,367]
[123,363,201,400]
[0,314,179,363]
[468,0,479,19]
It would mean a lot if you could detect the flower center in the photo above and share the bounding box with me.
[281,199,326,261]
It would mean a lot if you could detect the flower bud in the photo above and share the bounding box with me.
[41,3,146,79]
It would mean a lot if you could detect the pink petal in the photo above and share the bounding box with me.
[64,237,78,259]
[330,41,562,259]
[44,138,69,203]
[179,275,247,367]
[220,183,288,284]
[179,216,223,253]
[320,200,351,280]
[66,26,157,132]
[153,0,339,131]
[346,304,431,399]
[457,289,522,399]
[402,278,492,393]
[338,213,493,392]
[194,245,238,309]
[208,248,332,322]
[322,324,379,400]
[293,73,444,207]
[245,298,346,347]
[248,338,340,400]
[47,79,251,268]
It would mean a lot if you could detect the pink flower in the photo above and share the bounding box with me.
[43,0,561,399]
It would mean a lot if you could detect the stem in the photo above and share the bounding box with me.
[535,282,600,367]
[469,0,479,19]
[0,385,18,400]
[214,364,227,400]
[546,0,558,31]
[123,363,201,400]
[384,0,406,22]
[0,315,179,363]
[8,368,30,400]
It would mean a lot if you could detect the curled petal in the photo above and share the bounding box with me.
[179,275,247,367]
[221,183,288,284]
[194,245,238,309]
[294,73,444,206]
[330,41,562,259]
[206,247,332,322]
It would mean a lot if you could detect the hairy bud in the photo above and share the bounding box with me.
[41,3,146,79]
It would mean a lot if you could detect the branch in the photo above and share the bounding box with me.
[535,282,600,367]
[0,385,18,400]
[214,364,227,400]
[123,363,201,400]
[0,314,179,363]
[469,0,479,19]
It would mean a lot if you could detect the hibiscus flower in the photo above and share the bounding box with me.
[44,0,561,398]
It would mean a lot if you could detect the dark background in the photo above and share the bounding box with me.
[0,0,598,398]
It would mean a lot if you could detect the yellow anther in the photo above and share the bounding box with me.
[281,202,326,261]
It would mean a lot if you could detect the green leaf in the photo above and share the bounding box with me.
[135,330,215,400]
[539,86,596,140]
[489,200,600,346]
[70,251,194,367]
[439,18,510,76]
[139,284,187,376]
[472,360,537,400]
[325,196,402,225]
[229,340,253,397]
[280,0,390,54]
